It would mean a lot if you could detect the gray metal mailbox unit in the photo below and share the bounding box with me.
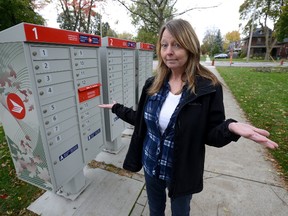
[100,37,136,153]
[0,23,105,199]
[136,42,155,103]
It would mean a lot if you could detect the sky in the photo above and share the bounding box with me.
[39,0,246,43]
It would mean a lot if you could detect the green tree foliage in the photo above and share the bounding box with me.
[275,4,288,41]
[223,31,241,51]
[0,0,46,31]
[116,0,220,38]
[101,22,117,37]
[201,27,220,56]
[116,0,221,44]
[134,27,157,45]
[239,0,285,60]
[213,29,223,54]
[57,0,106,34]
[91,13,117,37]
[117,32,134,40]
[123,0,179,45]
[117,0,176,43]
[201,29,227,56]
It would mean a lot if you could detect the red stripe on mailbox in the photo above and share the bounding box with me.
[139,42,155,50]
[23,23,101,46]
[106,37,136,49]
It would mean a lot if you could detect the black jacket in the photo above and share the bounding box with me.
[112,76,240,198]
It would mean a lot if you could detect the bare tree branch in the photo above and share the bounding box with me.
[174,4,221,17]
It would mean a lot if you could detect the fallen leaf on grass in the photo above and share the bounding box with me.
[0,194,8,199]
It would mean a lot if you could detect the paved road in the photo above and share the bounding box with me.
[153,59,288,69]
[205,55,288,67]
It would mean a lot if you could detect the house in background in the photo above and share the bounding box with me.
[241,28,288,59]
[278,38,288,59]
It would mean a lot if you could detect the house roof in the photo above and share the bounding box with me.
[242,28,272,40]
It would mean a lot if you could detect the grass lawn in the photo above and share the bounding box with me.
[217,67,288,182]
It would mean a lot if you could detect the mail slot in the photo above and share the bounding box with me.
[78,83,101,103]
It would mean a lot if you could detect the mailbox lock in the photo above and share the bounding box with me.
[75,63,78,66]
[54,161,57,165]
[39,91,44,96]
[43,109,47,114]
[32,51,37,56]
[85,148,88,151]
[37,79,42,83]
[45,121,49,125]
[49,142,53,146]
[47,131,51,136]
[35,65,39,70]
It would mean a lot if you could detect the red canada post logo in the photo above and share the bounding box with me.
[7,93,26,120]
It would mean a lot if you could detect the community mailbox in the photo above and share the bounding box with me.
[100,37,136,153]
[0,23,105,199]
[136,42,155,102]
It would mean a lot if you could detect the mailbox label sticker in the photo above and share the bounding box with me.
[79,35,101,45]
[88,128,101,141]
[7,93,26,120]
[59,144,79,161]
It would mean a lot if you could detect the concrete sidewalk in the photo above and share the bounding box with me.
[28,65,288,216]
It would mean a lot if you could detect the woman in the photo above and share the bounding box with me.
[99,19,278,216]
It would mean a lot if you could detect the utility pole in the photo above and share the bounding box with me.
[246,1,257,62]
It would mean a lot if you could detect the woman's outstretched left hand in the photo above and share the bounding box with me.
[98,101,117,109]
[228,122,279,149]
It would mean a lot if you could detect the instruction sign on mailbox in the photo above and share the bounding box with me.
[0,23,105,196]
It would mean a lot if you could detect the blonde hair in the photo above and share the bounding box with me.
[148,19,220,95]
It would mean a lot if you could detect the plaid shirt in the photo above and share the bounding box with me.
[143,80,186,182]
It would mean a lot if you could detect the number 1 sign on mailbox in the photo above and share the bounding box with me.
[0,23,105,199]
